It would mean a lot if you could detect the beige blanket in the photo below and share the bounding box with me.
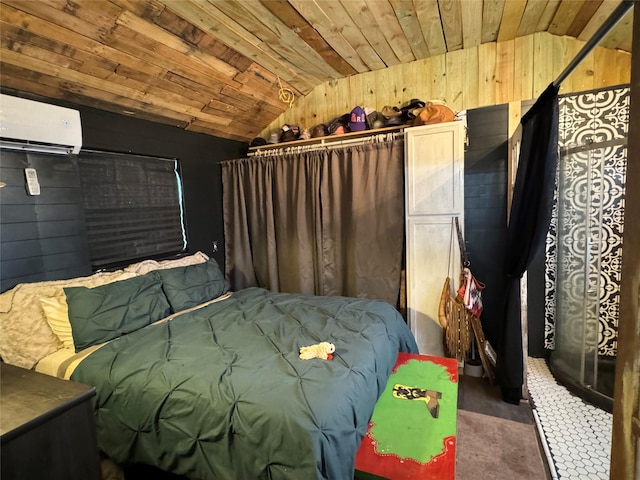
[0,252,210,369]
[0,270,136,369]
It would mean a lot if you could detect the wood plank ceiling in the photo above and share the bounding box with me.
[0,0,634,142]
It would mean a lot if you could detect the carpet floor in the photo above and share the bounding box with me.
[456,409,548,480]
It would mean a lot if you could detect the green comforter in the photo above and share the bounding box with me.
[71,287,418,479]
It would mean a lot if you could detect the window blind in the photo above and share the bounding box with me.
[77,151,186,268]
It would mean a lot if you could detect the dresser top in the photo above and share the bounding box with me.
[1,363,95,440]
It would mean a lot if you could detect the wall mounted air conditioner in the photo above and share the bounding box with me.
[0,94,82,155]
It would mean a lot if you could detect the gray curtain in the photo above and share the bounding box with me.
[222,139,405,305]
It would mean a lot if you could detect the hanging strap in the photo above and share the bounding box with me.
[447,218,454,278]
[454,217,469,268]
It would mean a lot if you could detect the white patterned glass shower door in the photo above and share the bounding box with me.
[551,87,628,404]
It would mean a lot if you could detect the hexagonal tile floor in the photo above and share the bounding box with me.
[527,357,612,480]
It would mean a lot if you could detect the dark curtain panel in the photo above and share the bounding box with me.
[320,142,405,302]
[498,84,560,403]
[222,139,405,305]
[221,153,323,294]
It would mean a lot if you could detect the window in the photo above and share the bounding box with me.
[77,151,186,268]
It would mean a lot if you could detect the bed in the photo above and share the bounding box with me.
[0,253,418,480]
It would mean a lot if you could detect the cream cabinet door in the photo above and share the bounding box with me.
[405,122,464,356]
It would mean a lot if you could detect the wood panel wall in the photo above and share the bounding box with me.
[0,152,91,292]
[260,32,631,139]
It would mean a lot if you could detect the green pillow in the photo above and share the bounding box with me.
[64,272,171,352]
[157,258,228,312]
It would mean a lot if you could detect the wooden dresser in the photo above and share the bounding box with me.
[0,362,101,480]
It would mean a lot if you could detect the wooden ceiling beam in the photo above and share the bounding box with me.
[0,4,165,77]
[389,0,431,60]
[114,10,239,79]
[497,0,526,42]
[186,118,256,142]
[3,0,118,44]
[213,0,343,83]
[353,0,415,64]
[218,84,283,117]
[548,0,584,35]
[0,22,120,74]
[461,0,482,49]
[157,0,317,93]
[0,47,232,126]
[339,0,400,68]
[415,0,447,56]
[536,1,562,32]
[566,1,604,38]
[287,0,369,73]
[0,65,195,128]
[260,0,357,77]
[107,0,166,20]
[313,0,386,71]
[481,0,505,43]
[579,0,622,41]
[517,0,548,37]
[438,0,463,51]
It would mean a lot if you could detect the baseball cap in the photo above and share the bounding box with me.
[349,106,367,131]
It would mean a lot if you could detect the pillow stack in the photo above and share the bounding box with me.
[40,256,228,354]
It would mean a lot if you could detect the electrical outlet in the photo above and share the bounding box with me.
[212,241,218,253]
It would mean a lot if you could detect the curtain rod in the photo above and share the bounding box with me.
[246,131,404,157]
[553,0,634,88]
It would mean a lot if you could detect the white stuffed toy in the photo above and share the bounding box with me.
[299,342,335,360]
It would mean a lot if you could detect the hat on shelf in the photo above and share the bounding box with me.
[311,123,329,138]
[279,124,300,142]
[249,137,267,147]
[365,107,388,130]
[411,103,456,126]
[328,114,350,135]
[400,98,426,123]
[381,105,404,126]
[401,98,426,112]
[299,128,311,140]
[349,106,367,132]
